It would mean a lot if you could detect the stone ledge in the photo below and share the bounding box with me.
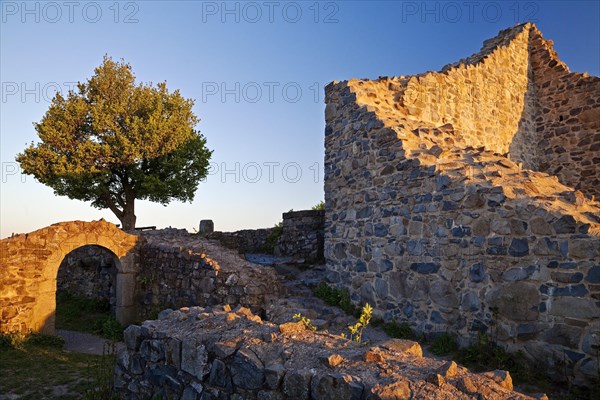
[115,306,537,400]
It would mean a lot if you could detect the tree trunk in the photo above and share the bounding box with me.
[120,201,136,231]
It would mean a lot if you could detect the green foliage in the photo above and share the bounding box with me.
[313,282,357,316]
[382,321,417,340]
[0,331,28,350]
[455,333,534,379]
[16,55,212,230]
[311,200,325,211]
[429,332,458,356]
[292,313,316,331]
[24,333,65,348]
[99,315,125,342]
[137,270,158,288]
[0,331,65,350]
[0,333,107,399]
[82,342,119,400]
[263,222,283,254]
[347,303,372,343]
[56,291,124,341]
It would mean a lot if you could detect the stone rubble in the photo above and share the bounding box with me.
[115,305,539,400]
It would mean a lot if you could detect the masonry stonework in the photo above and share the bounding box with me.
[0,220,140,334]
[57,245,118,305]
[275,210,325,263]
[115,306,535,400]
[324,23,600,382]
[0,224,285,334]
[135,229,284,320]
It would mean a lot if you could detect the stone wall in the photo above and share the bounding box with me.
[56,245,117,306]
[323,23,600,382]
[208,210,325,264]
[208,228,276,254]
[115,305,535,400]
[0,220,140,334]
[275,210,325,263]
[0,223,284,333]
[527,28,600,199]
[135,230,284,320]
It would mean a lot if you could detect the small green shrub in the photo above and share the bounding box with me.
[429,332,458,356]
[97,315,124,342]
[382,321,417,340]
[311,200,325,211]
[263,222,283,254]
[455,333,538,385]
[25,333,65,348]
[313,282,357,316]
[0,331,28,349]
[0,332,64,350]
[293,313,316,331]
[347,303,373,343]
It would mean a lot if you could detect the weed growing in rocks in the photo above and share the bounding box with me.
[263,222,283,254]
[456,333,516,371]
[313,282,357,316]
[311,200,325,210]
[82,341,119,400]
[370,315,421,342]
[429,332,458,356]
[347,303,373,343]
[293,313,316,331]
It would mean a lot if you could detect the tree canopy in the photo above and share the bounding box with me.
[17,56,212,230]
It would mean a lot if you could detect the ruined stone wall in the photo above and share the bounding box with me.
[275,210,325,263]
[135,230,284,320]
[0,220,140,334]
[527,29,600,199]
[208,228,275,254]
[324,23,600,382]
[208,210,325,263]
[56,245,117,305]
[396,25,537,160]
[0,223,283,333]
[115,306,535,400]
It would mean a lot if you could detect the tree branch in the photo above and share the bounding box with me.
[102,193,124,219]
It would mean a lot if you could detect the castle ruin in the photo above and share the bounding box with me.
[324,23,599,380]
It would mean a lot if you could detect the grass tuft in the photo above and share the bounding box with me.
[56,290,124,341]
[313,281,357,316]
[0,331,116,399]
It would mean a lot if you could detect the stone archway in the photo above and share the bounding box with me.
[57,245,120,307]
[0,220,140,334]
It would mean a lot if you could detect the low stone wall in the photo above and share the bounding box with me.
[56,245,117,305]
[135,230,284,320]
[207,228,275,254]
[208,211,325,264]
[275,210,325,263]
[115,306,535,400]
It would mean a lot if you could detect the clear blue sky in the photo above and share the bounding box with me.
[1,1,598,237]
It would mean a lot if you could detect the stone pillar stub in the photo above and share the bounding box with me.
[199,220,215,235]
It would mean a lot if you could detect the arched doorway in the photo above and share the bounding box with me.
[55,245,121,337]
[0,220,140,335]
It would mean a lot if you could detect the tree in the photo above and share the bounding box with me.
[17,56,212,230]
